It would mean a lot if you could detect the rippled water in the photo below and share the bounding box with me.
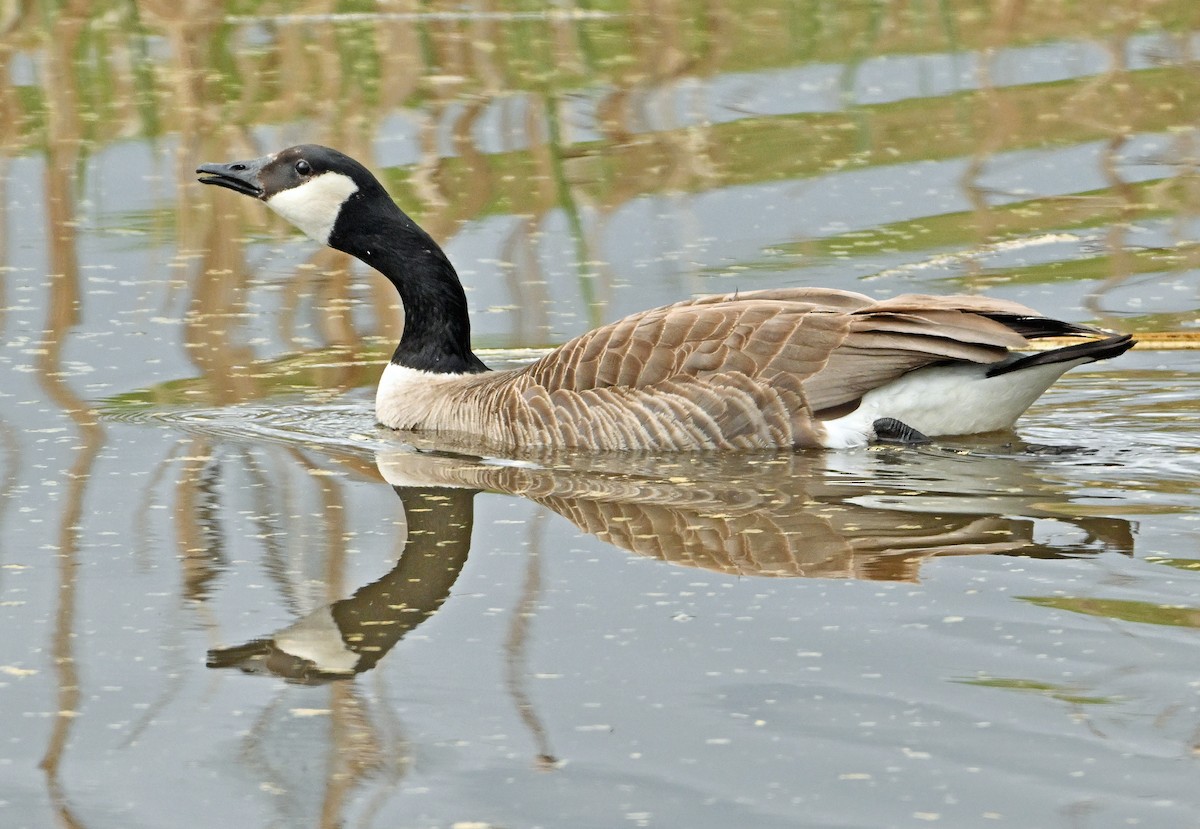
[68,352,1200,828]
[2,2,1200,828]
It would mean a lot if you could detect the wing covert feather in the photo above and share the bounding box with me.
[520,295,853,393]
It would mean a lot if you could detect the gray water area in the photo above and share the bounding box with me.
[3,3,1200,827]
[3,351,1200,828]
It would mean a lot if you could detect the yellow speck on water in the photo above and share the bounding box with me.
[289,708,331,717]
[0,666,37,677]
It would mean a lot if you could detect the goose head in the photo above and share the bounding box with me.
[197,144,392,246]
[198,144,487,375]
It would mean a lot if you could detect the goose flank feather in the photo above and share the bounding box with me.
[197,144,1135,451]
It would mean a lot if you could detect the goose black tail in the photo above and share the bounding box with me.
[986,333,1136,378]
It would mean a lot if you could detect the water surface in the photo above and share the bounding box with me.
[1,3,1199,828]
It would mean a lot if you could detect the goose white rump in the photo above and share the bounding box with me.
[198,144,1135,452]
[818,358,1091,449]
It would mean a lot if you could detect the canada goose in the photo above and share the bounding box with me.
[197,145,1134,451]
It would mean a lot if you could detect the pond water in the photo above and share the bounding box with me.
[2,3,1199,828]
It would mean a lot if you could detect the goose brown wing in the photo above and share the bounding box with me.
[516,289,1047,415]
[517,288,866,393]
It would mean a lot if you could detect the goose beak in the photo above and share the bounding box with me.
[196,155,270,198]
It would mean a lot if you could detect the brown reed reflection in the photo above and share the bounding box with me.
[505,509,558,770]
[949,13,1198,300]
[235,680,409,829]
[34,12,106,826]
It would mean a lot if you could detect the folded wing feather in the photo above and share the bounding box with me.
[520,288,1041,397]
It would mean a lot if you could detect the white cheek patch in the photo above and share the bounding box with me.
[265,172,359,244]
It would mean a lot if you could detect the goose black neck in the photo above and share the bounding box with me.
[329,190,489,375]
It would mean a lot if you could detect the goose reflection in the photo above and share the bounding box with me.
[378,443,1133,580]
[208,443,1132,682]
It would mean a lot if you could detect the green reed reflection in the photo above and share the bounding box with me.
[958,676,1119,706]
[1023,595,1200,628]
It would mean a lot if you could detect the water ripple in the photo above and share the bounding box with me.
[101,396,390,456]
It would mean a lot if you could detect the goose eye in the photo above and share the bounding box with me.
[295,159,312,175]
